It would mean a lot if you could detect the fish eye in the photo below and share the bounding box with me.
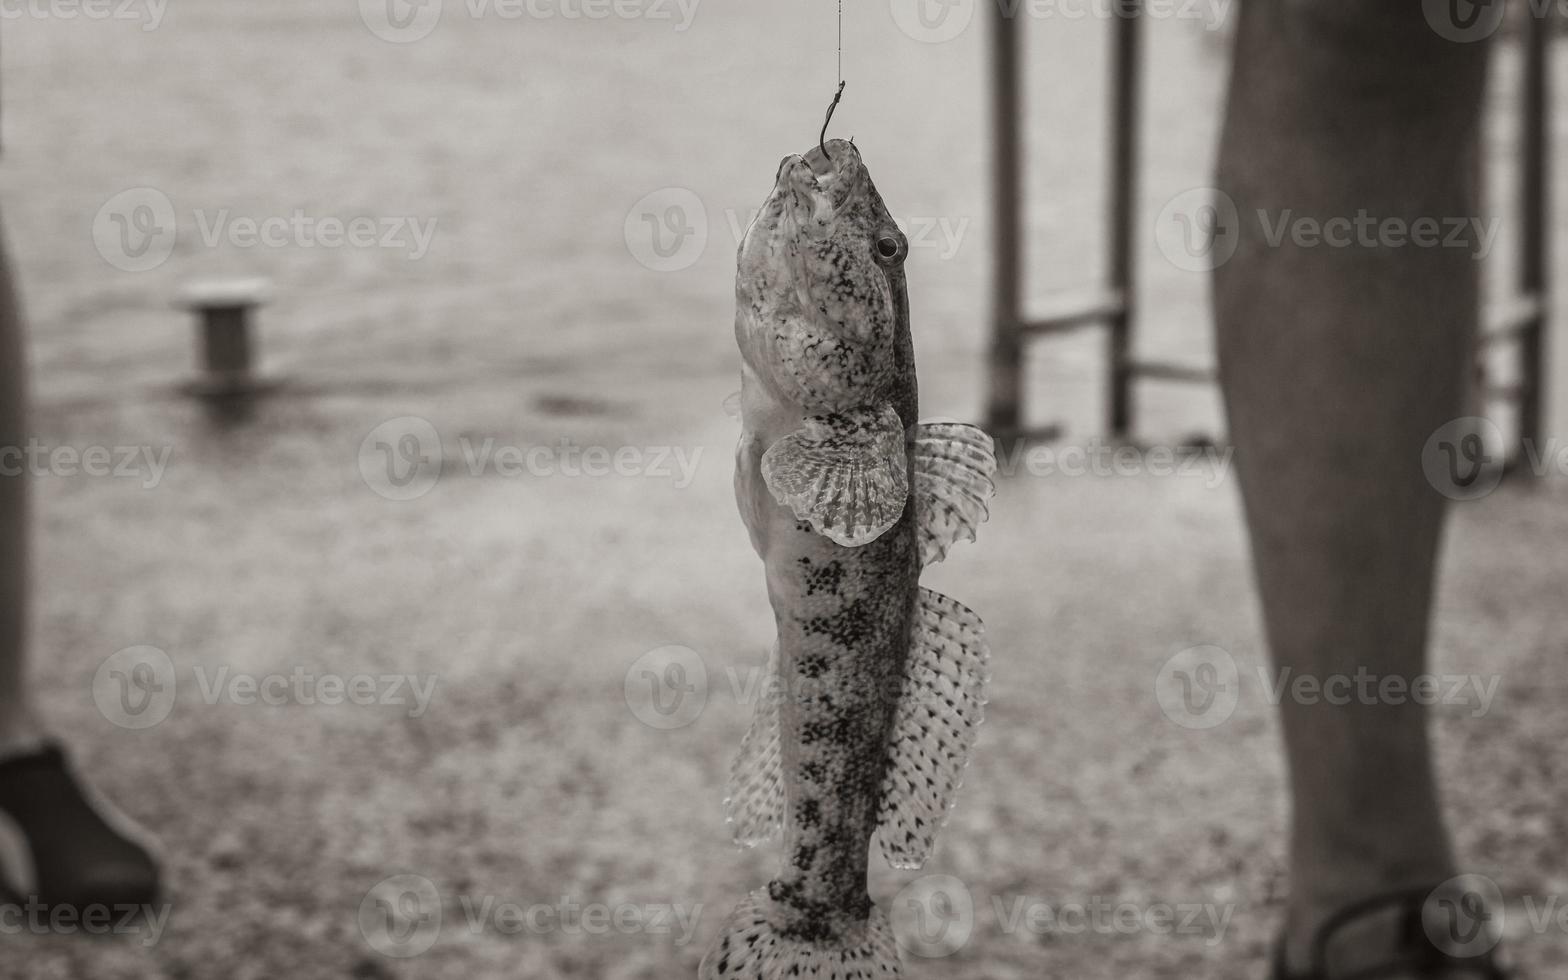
[874,236,906,263]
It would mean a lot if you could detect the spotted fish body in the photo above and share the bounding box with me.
[701,140,997,980]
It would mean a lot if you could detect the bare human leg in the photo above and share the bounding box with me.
[1215,2,1493,976]
[0,218,161,910]
[0,216,40,753]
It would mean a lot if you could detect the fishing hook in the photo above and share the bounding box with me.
[820,81,846,162]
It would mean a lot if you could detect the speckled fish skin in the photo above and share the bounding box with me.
[732,139,918,948]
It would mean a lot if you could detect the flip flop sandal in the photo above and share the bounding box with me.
[0,741,162,910]
[1272,887,1512,980]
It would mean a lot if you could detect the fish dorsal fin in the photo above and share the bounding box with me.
[913,421,997,566]
[877,587,989,870]
[723,644,784,847]
[761,404,909,547]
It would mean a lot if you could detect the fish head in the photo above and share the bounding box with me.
[736,138,910,415]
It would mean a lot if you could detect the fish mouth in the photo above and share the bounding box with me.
[773,154,831,196]
[773,139,861,210]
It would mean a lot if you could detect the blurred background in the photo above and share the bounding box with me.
[3,1,1568,977]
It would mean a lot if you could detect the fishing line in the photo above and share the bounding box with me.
[820,0,846,158]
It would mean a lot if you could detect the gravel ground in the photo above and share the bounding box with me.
[1,3,1567,979]
[7,374,1568,980]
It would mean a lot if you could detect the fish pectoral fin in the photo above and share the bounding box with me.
[760,404,909,547]
[877,587,989,870]
[723,644,784,847]
[913,421,997,566]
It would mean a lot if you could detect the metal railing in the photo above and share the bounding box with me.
[985,1,1552,462]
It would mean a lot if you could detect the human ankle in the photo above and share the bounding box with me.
[1284,852,1458,973]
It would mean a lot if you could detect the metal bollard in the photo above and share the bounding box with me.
[173,278,275,400]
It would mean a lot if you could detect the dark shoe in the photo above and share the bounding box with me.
[1272,886,1511,979]
[0,741,161,909]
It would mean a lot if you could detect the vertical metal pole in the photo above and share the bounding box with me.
[200,306,254,382]
[987,2,1024,442]
[1518,7,1549,462]
[1107,0,1142,439]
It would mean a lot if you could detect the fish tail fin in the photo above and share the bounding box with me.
[699,888,903,979]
